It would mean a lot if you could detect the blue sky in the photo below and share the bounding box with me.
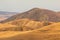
[0,0,60,12]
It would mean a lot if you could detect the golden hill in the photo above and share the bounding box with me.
[0,23,17,31]
[11,19,44,31]
[0,19,45,31]
[7,18,53,31]
[0,22,60,40]
[39,22,60,32]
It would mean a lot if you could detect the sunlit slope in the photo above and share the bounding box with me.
[39,22,60,32]
[0,31,21,38]
[8,18,54,31]
[0,23,16,28]
[11,19,44,30]
[0,23,18,31]
[0,22,60,40]
[0,19,44,31]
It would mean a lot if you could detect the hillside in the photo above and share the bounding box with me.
[0,23,17,31]
[0,22,60,40]
[0,19,44,31]
[1,8,60,23]
[0,8,60,40]
[39,22,60,32]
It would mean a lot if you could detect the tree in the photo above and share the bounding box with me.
[16,21,23,31]
[40,15,50,26]
[12,21,23,31]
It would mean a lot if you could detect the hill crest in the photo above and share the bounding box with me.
[0,8,60,23]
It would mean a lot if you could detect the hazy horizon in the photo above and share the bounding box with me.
[0,0,60,12]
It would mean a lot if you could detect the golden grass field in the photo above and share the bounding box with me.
[0,22,60,40]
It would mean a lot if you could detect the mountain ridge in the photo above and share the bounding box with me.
[1,8,60,23]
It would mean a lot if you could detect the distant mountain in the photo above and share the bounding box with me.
[0,11,17,21]
[1,8,60,23]
[0,11,17,17]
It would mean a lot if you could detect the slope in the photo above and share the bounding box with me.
[1,8,59,23]
[0,19,44,31]
[0,22,60,40]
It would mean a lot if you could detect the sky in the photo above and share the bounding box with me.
[0,0,60,12]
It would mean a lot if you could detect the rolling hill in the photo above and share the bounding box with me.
[0,8,60,40]
[0,22,60,40]
[0,19,44,31]
[0,8,58,31]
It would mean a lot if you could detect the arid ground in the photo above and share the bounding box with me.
[0,8,60,40]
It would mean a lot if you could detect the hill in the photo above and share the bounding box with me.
[0,23,17,31]
[0,8,60,40]
[39,22,60,32]
[1,8,60,23]
[0,22,60,40]
[0,19,44,31]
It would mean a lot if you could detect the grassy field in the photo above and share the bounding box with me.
[0,23,60,40]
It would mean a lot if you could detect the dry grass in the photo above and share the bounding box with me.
[0,8,60,40]
[0,22,60,40]
[0,19,44,31]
